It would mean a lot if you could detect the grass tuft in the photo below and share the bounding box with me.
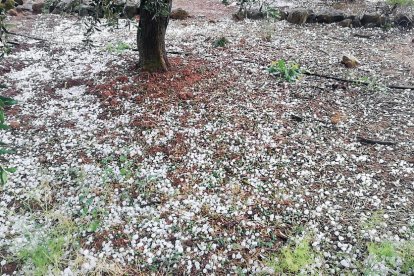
[265,238,315,273]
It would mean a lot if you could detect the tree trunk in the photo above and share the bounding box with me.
[137,0,172,72]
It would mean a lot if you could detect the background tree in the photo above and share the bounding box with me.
[137,0,172,72]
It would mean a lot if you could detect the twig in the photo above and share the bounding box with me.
[167,50,191,56]
[353,33,373,39]
[304,71,414,90]
[357,136,397,146]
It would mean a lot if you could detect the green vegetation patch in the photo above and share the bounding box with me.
[16,217,78,276]
[364,240,414,275]
[268,59,302,83]
[265,238,315,274]
[106,41,131,53]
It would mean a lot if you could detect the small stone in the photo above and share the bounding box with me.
[170,8,190,20]
[9,121,20,129]
[338,19,352,28]
[341,54,360,68]
[8,8,18,16]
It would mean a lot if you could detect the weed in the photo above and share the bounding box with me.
[362,211,385,230]
[78,193,104,232]
[265,238,315,273]
[400,241,414,274]
[0,94,17,185]
[17,216,77,276]
[368,241,398,267]
[363,240,414,275]
[268,59,302,82]
[213,36,229,48]
[355,76,388,93]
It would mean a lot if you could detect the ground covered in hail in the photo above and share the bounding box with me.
[1,3,414,275]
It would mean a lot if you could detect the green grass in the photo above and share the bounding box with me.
[364,240,414,275]
[17,216,77,275]
[265,238,315,274]
[362,211,384,230]
[106,41,131,53]
[18,237,66,276]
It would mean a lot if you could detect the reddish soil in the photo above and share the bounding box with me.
[88,56,217,112]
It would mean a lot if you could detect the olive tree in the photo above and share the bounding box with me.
[138,0,172,72]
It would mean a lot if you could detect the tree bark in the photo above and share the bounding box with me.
[137,0,172,72]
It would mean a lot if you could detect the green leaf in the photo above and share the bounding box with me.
[0,148,14,154]
[0,96,17,106]
[0,170,8,185]
[5,167,16,173]
[0,124,10,130]
[88,220,100,232]
[85,197,93,206]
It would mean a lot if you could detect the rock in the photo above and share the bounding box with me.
[279,10,288,20]
[50,0,80,14]
[32,2,44,14]
[338,18,353,27]
[361,13,386,27]
[394,13,413,29]
[15,2,32,12]
[341,54,360,68]
[170,8,189,20]
[306,11,317,23]
[316,10,346,24]
[352,18,362,28]
[50,2,64,13]
[14,0,23,5]
[232,12,244,21]
[78,4,93,16]
[287,9,312,25]
[123,4,138,18]
[7,8,18,16]
[246,9,265,20]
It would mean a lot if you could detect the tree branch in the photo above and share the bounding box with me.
[303,71,414,90]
